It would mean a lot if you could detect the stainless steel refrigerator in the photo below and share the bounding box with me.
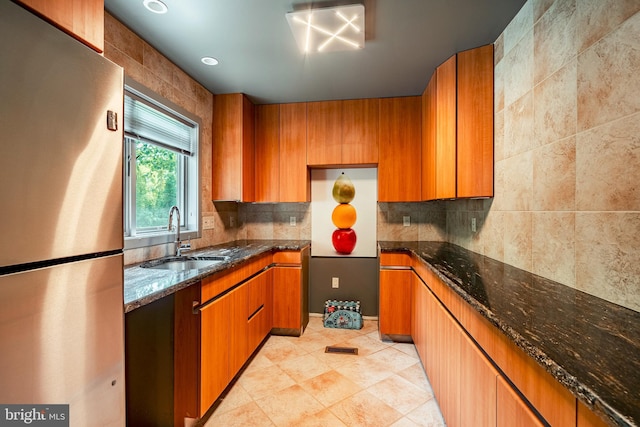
[0,2,125,425]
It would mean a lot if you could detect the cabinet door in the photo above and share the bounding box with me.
[422,73,438,201]
[435,55,457,199]
[412,279,428,363]
[200,292,231,415]
[280,103,309,202]
[379,269,413,336]
[460,333,498,427]
[577,401,609,427]
[342,98,379,165]
[437,297,462,427]
[247,269,273,355]
[307,100,342,166]
[457,44,494,198]
[272,266,302,331]
[174,285,201,425]
[255,104,280,202]
[212,93,255,201]
[378,96,422,201]
[16,0,104,52]
[228,284,249,379]
[497,375,544,427]
[422,283,462,427]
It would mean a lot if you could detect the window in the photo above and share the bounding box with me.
[123,82,200,249]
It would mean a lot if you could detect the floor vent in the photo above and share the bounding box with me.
[325,346,358,355]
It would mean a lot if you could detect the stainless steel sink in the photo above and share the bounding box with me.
[140,256,230,272]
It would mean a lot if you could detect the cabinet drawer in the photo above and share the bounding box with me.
[201,253,271,302]
[380,252,412,267]
[273,250,301,264]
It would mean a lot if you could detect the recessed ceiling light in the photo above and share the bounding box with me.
[143,0,168,14]
[201,57,219,66]
[286,4,365,54]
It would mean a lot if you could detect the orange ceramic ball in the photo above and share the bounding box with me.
[331,203,357,229]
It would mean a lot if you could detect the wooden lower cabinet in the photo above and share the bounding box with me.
[460,330,498,427]
[393,253,613,427]
[130,250,309,426]
[199,273,270,416]
[497,375,544,427]
[411,276,428,363]
[228,283,250,380]
[272,247,309,336]
[456,292,576,427]
[578,401,610,427]
[404,253,611,427]
[379,268,413,337]
[421,281,496,427]
[247,269,273,354]
[435,294,462,427]
[199,289,232,415]
[380,253,414,338]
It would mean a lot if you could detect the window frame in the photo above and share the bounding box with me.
[123,79,201,250]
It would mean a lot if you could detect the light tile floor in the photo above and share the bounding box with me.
[204,316,446,427]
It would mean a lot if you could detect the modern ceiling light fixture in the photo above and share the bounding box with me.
[286,4,365,54]
[143,0,168,14]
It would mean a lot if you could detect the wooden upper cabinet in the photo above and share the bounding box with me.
[254,103,309,203]
[279,103,310,202]
[307,101,342,166]
[254,104,280,202]
[378,96,422,202]
[307,99,378,166]
[342,99,379,165]
[422,73,437,201]
[457,44,494,198]
[424,44,494,200]
[212,93,255,201]
[16,0,104,52]
[435,54,457,199]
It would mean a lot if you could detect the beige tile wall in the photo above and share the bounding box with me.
[104,13,238,265]
[447,0,640,312]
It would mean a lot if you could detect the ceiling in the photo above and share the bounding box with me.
[104,0,526,105]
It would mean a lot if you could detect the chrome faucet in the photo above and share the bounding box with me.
[168,205,191,256]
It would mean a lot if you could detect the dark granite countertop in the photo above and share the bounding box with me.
[380,241,639,427]
[124,239,310,313]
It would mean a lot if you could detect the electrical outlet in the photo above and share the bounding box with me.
[471,217,477,233]
[203,216,215,230]
[332,277,339,288]
[290,216,296,226]
[403,216,411,227]
[229,215,236,228]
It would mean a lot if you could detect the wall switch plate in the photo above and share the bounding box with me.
[229,215,236,228]
[332,277,339,288]
[203,216,215,230]
[403,216,411,227]
[471,217,477,233]
[290,216,296,226]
